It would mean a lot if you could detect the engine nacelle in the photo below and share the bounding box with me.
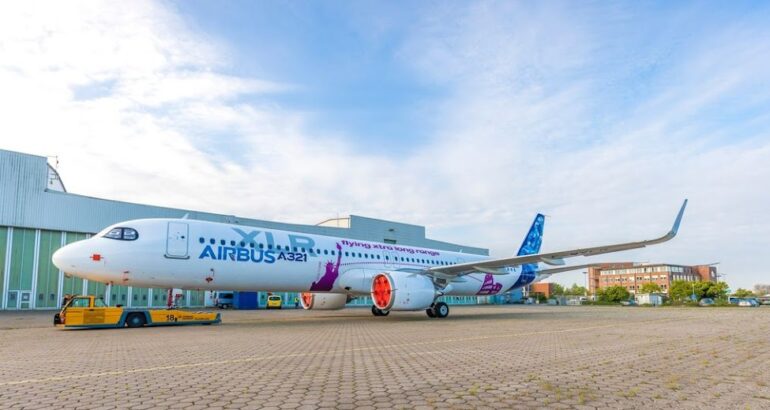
[300,292,349,310]
[371,271,436,311]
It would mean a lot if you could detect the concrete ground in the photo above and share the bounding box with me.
[0,305,768,410]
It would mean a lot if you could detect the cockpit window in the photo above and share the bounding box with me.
[104,228,122,239]
[122,228,138,240]
[102,227,139,241]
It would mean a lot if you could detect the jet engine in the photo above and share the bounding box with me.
[299,292,349,310]
[370,271,436,311]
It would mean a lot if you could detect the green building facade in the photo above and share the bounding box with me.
[0,226,207,309]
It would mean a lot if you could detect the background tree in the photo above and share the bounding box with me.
[639,283,662,294]
[597,286,630,303]
[670,281,729,301]
[693,281,712,299]
[565,284,587,296]
[704,282,729,300]
[732,288,755,298]
[551,283,565,296]
[669,280,696,301]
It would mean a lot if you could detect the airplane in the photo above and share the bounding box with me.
[52,200,687,318]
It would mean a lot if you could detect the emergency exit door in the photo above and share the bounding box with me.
[165,222,189,259]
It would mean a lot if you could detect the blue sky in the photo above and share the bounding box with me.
[173,1,443,154]
[169,1,770,154]
[1,1,769,290]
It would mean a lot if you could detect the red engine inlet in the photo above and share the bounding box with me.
[372,273,393,309]
[300,292,314,309]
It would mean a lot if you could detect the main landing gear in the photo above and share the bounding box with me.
[426,302,449,319]
[371,303,449,318]
[371,305,390,316]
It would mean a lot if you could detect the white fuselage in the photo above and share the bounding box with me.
[53,218,531,297]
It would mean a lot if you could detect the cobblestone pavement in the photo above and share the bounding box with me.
[0,305,768,409]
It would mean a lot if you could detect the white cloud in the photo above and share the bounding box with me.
[395,2,770,289]
[0,1,767,290]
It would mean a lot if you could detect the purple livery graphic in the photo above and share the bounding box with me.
[309,243,343,291]
[476,274,503,295]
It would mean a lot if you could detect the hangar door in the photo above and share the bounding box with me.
[166,222,189,259]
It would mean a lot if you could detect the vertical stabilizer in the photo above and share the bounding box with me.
[506,213,545,291]
[517,214,544,256]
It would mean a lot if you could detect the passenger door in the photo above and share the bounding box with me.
[165,222,189,259]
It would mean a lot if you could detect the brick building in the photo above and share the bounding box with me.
[527,282,553,298]
[588,263,717,295]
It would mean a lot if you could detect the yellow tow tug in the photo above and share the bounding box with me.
[54,295,221,329]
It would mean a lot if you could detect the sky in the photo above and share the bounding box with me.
[1,1,768,290]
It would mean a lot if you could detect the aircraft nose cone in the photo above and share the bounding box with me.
[52,245,77,272]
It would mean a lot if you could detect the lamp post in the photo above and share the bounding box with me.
[691,282,696,302]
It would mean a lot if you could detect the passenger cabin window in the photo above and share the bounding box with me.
[103,227,139,241]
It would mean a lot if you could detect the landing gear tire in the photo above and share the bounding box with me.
[433,302,449,319]
[426,307,436,318]
[371,306,389,317]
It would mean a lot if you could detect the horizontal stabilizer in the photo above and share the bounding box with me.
[537,263,603,277]
[540,257,565,266]
[534,263,604,283]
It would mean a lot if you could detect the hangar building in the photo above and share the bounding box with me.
[0,149,502,310]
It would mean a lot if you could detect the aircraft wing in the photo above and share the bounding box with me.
[427,199,687,277]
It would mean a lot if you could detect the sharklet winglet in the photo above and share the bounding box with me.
[670,199,687,236]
